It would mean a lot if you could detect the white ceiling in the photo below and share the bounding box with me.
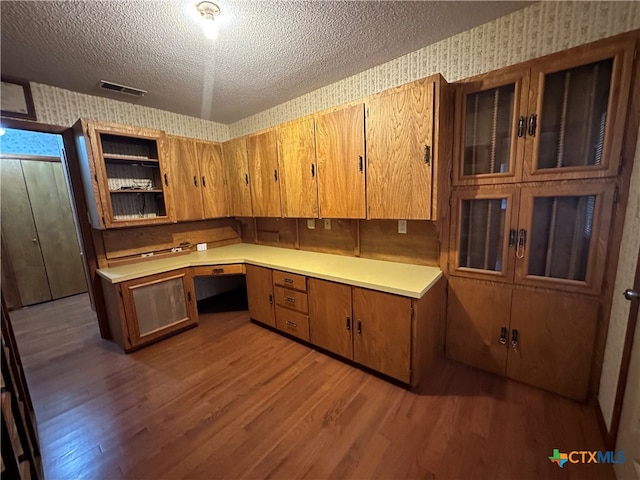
[1,1,533,124]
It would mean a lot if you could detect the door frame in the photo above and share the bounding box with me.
[0,117,110,338]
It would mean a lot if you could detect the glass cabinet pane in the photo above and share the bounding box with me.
[464,84,515,176]
[538,59,613,170]
[132,277,188,336]
[528,195,595,281]
[459,198,507,272]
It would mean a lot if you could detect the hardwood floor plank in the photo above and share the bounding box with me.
[9,293,614,480]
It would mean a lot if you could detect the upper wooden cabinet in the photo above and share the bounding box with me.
[223,137,253,217]
[453,37,634,186]
[167,136,226,221]
[276,118,319,218]
[365,78,435,219]
[315,104,366,218]
[73,119,175,229]
[247,130,281,217]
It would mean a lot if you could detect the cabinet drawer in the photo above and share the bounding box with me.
[274,286,308,314]
[273,270,307,292]
[275,306,310,342]
[192,264,245,277]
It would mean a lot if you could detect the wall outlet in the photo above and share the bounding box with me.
[324,219,331,230]
[398,220,407,234]
[307,219,316,230]
[196,243,207,251]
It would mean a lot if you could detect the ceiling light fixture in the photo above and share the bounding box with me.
[196,1,221,40]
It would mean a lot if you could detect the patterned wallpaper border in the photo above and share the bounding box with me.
[30,83,230,142]
[229,1,640,138]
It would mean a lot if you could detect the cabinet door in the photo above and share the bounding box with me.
[308,278,353,359]
[352,288,411,383]
[446,277,510,376]
[523,39,634,182]
[450,187,520,283]
[223,138,252,217]
[453,68,529,186]
[315,104,366,218]
[168,137,204,221]
[508,289,598,401]
[277,118,318,218]
[197,141,227,218]
[366,80,434,219]
[515,182,615,294]
[247,130,281,217]
[246,265,275,327]
[123,269,197,348]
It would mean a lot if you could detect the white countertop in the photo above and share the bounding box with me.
[97,243,442,298]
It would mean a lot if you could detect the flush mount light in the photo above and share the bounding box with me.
[196,1,221,40]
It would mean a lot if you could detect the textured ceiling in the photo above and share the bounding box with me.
[1,1,532,124]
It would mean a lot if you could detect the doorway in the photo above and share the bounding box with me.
[1,127,87,309]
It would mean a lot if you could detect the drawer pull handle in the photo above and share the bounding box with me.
[284,278,294,284]
[285,296,296,304]
[286,320,298,328]
[212,268,224,274]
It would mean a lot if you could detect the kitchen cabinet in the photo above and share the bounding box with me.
[450,182,615,294]
[168,136,227,221]
[101,268,197,352]
[245,265,275,327]
[273,270,309,340]
[308,278,352,359]
[446,276,598,401]
[73,119,175,229]
[315,104,366,218]
[276,118,318,218]
[223,137,253,217]
[365,77,435,219]
[453,38,634,186]
[247,130,281,217]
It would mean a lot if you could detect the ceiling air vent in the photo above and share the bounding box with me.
[98,80,147,97]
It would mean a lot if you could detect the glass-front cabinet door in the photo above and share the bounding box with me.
[523,39,634,181]
[453,68,529,185]
[514,182,615,293]
[450,187,520,282]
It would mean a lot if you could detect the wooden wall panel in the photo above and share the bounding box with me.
[298,219,356,256]
[102,219,241,259]
[359,220,439,266]
[254,218,297,248]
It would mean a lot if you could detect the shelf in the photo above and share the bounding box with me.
[110,189,164,194]
[103,154,159,164]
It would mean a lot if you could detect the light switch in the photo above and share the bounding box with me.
[307,219,316,230]
[324,219,331,230]
[398,220,407,234]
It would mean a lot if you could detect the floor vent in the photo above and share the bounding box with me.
[99,80,147,97]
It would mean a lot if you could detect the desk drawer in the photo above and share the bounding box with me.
[275,306,309,342]
[274,286,308,314]
[273,270,307,292]
[192,264,245,277]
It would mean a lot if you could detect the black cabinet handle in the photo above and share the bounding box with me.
[423,145,431,165]
[346,316,351,331]
[511,329,519,352]
[245,174,249,185]
[268,293,273,305]
[509,228,516,248]
[187,291,192,302]
[516,229,527,259]
[193,175,198,187]
[356,320,362,335]
[358,156,363,172]
[499,327,508,345]
[202,175,206,187]
[517,116,526,137]
[527,114,537,137]
[311,163,315,178]
[164,173,169,186]
[274,169,278,182]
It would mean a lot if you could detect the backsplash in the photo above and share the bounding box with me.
[29,83,230,142]
[229,1,640,138]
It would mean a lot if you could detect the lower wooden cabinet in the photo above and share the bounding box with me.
[446,276,598,400]
[245,265,275,327]
[308,277,445,386]
[101,268,198,352]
